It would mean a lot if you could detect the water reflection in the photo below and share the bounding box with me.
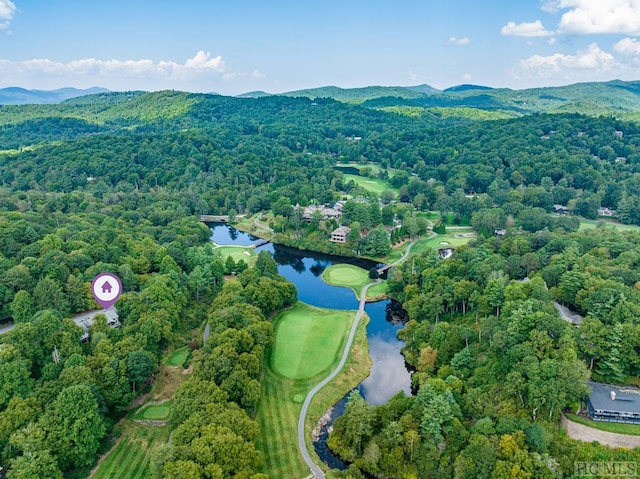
[209,223,260,246]
[210,223,413,470]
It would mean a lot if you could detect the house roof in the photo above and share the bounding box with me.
[331,226,350,235]
[588,381,640,414]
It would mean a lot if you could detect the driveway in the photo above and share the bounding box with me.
[562,415,640,448]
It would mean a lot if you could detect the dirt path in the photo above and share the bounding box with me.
[562,416,640,448]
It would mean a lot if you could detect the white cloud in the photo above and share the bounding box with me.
[517,43,617,77]
[449,36,470,46]
[0,51,265,91]
[0,0,16,30]
[614,37,640,56]
[501,20,554,37]
[550,0,640,35]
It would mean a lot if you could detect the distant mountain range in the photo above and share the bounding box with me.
[278,80,640,118]
[4,80,640,119]
[0,87,110,105]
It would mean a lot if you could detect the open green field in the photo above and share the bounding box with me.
[342,174,396,195]
[165,347,188,367]
[566,414,640,436]
[214,245,256,264]
[366,281,389,299]
[322,264,372,299]
[410,232,475,256]
[579,219,640,232]
[322,264,388,300]
[256,314,370,479]
[134,402,172,421]
[335,162,387,175]
[91,424,169,479]
[271,302,354,380]
[385,232,474,264]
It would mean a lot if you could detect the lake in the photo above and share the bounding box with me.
[209,223,412,469]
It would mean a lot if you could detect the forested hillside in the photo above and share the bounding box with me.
[1,86,640,478]
[328,226,640,478]
[2,91,640,226]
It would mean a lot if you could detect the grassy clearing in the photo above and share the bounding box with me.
[272,302,354,380]
[342,174,396,195]
[322,264,388,301]
[386,241,411,264]
[214,245,257,265]
[165,347,188,367]
[91,357,189,479]
[566,414,640,436]
[322,264,371,298]
[366,281,389,299]
[135,402,172,421]
[256,315,370,479]
[335,163,386,175]
[409,233,475,257]
[90,423,169,479]
[579,219,640,232]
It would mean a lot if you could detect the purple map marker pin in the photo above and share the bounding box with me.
[91,273,122,310]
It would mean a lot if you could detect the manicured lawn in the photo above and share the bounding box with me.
[91,424,169,479]
[214,245,256,265]
[322,264,372,298]
[579,219,640,232]
[335,163,386,175]
[271,303,354,380]
[566,414,640,436]
[342,174,397,195]
[321,263,387,300]
[256,314,370,479]
[387,241,410,264]
[135,402,172,421]
[366,281,389,299]
[255,369,313,479]
[409,233,475,257]
[165,347,188,367]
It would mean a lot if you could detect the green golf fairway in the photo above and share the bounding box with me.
[322,264,372,299]
[271,303,354,380]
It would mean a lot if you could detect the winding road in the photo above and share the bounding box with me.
[297,279,379,479]
[297,236,424,478]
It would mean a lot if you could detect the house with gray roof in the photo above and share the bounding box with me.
[586,381,640,424]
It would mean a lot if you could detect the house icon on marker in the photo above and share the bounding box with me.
[101,281,113,294]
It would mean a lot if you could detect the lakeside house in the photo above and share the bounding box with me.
[586,381,640,424]
[330,226,351,243]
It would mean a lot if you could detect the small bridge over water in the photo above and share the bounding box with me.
[252,239,271,249]
[377,264,393,275]
[200,214,227,222]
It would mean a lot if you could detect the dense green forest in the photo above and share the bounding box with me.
[328,226,640,478]
[1,86,640,478]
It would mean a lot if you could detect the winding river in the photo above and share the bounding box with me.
[209,224,412,469]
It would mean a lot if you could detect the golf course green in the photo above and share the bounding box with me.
[321,263,382,300]
[135,402,171,421]
[214,245,256,265]
[271,302,355,380]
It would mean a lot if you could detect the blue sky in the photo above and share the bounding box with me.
[1,0,640,94]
